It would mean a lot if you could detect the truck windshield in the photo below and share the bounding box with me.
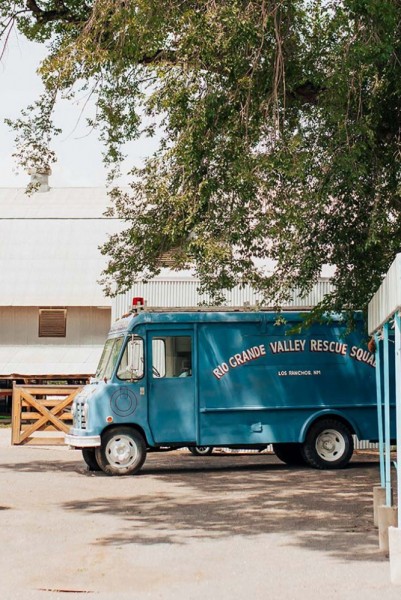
[95,336,124,381]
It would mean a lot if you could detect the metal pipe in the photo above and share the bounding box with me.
[394,313,401,527]
[375,332,385,488]
[383,322,392,506]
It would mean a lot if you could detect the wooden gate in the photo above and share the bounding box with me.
[12,385,82,445]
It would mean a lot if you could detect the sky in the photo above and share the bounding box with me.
[0,31,158,188]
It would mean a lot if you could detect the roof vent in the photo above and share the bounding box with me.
[28,166,51,193]
[39,308,67,337]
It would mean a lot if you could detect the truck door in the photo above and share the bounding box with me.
[147,330,196,444]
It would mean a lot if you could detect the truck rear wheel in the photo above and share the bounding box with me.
[302,419,353,469]
[273,443,306,466]
[188,446,214,456]
[95,427,146,476]
[82,448,102,471]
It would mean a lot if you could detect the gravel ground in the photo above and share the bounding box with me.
[0,428,399,600]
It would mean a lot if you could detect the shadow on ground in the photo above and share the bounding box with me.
[55,451,389,562]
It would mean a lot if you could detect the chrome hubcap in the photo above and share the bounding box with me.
[196,446,211,454]
[315,429,345,462]
[106,435,138,467]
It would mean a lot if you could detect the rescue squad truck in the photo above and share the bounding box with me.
[65,306,389,475]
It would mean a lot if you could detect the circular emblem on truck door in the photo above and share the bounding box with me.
[110,388,138,417]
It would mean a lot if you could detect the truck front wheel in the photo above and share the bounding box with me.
[95,427,147,476]
[302,419,354,469]
[82,448,102,471]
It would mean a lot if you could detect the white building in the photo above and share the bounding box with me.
[0,177,121,411]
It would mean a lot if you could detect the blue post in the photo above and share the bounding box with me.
[374,332,385,488]
[394,313,401,528]
[383,322,392,507]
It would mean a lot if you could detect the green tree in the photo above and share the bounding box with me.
[2,1,401,313]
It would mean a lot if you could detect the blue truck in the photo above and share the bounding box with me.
[65,307,384,475]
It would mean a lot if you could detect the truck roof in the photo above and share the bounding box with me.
[108,306,348,336]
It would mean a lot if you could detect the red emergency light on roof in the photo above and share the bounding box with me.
[132,297,145,306]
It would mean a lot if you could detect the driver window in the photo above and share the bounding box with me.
[152,336,192,378]
[117,336,144,380]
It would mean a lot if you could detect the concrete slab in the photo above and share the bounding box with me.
[389,526,401,584]
[378,505,398,555]
[373,485,386,527]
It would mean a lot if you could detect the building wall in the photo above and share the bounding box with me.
[0,306,111,345]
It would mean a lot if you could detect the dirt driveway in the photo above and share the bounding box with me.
[0,429,399,600]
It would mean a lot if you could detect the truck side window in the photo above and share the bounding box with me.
[152,336,192,378]
[117,336,144,380]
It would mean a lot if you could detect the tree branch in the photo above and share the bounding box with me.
[137,48,178,66]
[26,0,89,24]
[288,81,325,105]
[1,9,30,61]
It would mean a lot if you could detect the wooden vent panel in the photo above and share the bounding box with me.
[39,309,67,338]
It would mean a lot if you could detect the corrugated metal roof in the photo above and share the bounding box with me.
[368,253,401,334]
[0,187,122,306]
[112,277,334,320]
[0,187,111,218]
[0,345,103,377]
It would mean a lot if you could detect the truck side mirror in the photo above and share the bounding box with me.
[128,336,144,378]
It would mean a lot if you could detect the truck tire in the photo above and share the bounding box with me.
[188,446,214,456]
[95,427,147,476]
[273,443,306,466]
[82,448,102,471]
[302,418,354,469]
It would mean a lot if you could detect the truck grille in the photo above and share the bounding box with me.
[74,399,87,430]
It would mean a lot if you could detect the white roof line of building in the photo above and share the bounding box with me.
[0,187,122,306]
[0,345,103,378]
[368,254,401,334]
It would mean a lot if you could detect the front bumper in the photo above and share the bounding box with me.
[65,433,101,448]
